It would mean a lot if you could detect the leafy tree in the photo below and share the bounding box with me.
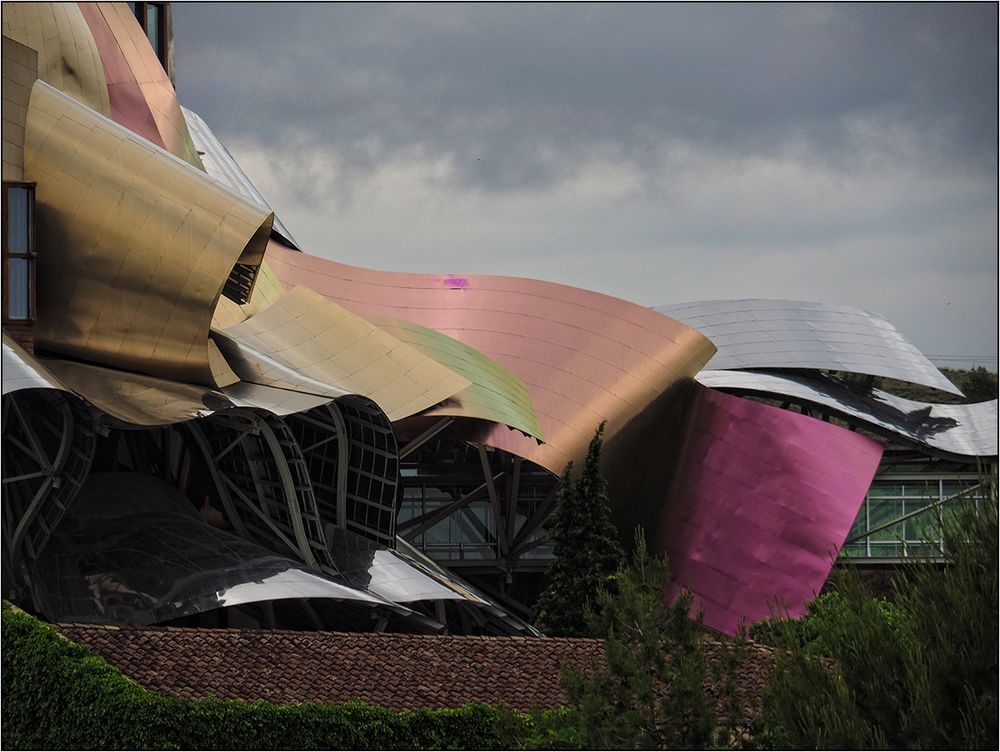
[760,479,999,749]
[535,422,625,637]
[960,366,998,402]
[531,530,737,750]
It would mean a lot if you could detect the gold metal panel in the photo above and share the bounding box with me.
[94,2,202,169]
[2,35,38,179]
[1,3,111,119]
[23,81,274,387]
[42,357,223,426]
[372,317,544,441]
[211,261,287,330]
[212,286,471,421]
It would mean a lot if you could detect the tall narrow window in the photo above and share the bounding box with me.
[132,3,168,68]
[2,182,37,346]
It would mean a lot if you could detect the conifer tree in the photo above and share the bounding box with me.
[534,422,625,637]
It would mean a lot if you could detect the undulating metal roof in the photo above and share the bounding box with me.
[1,333,66,394]
[656,299,963,397]
[183,106,300,249]
[697,369,998,458]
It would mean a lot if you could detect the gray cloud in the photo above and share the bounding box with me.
[173,2,997,366]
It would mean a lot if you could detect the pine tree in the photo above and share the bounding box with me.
[534,422,625,637]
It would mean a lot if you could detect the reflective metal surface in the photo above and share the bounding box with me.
[3,35,38,180]
[648,385,884,634]
[24,81,274,386]
[212,285,471,421]
[31,473,393,626]
[42,358,223,426]
[2,333,66,394]
[697,369,999,458]
[183,106,300,248]
[372,318,544,441]
[656,299,963,397]
[77,2,202,169]
[265,242,715,475]
[2,2,112,119]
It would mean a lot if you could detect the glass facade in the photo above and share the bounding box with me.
[3,183,35,323]
[841,474,987,559]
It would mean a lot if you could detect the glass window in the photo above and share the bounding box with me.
[6,186,30,252]
[7,258,30,319]
[146,4,161,58]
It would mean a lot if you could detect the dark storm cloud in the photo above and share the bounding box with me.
[175,2,997,192]
[171,2,997,364]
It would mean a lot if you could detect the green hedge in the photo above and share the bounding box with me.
[1,602,533,750]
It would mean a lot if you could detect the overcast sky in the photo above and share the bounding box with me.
[173,2,998,367]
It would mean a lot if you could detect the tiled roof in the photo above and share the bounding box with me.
[57,624,605,712]
[57,623,776,719]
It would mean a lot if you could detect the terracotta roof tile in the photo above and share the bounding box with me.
[57,623,775,719]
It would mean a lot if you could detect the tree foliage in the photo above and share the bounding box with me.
[760,481,999,749]
[531,530,740,750]
[535,422,625,637]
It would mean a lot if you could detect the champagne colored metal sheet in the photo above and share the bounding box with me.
[23,81,274,386]
[211,261,287,330]
[1,333,66,394]
[653,385,884,635]
[2,2,111,119]
[2,35,38,180]
[212,285,471,422]
[82,2,202,169]
[183,106,300,248]
[371,317,544,441]
[264,242,715,475]
[42,358,225,426]
[656,299,963,397]
[697,369,999,458]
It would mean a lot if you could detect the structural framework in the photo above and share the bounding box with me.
[2,3,996,636]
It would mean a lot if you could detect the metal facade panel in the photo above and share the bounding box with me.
[2,333,66,393]
[23,81,273,387]
[656,299,962,396]
[659,387,884,634]
[182,106,300,248]
[371,317,544,441]
[81,2,202,169]
[1,2,112,119]
[264,242,715,475]
[212,285,471,422]
[697,369,999,458]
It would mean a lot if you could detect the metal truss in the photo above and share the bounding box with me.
[2,390,95,586]
[398,441,558,579]
[284,395,400,546]
[186,409,332,571]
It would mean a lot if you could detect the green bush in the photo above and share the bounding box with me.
[758,485,999,750]
[1,602,532,750]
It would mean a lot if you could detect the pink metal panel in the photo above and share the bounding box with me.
[660,387,884,634]
[264,241,716,476]
[77,2,165,149]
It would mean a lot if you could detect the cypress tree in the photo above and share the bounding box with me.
[535,422,625,637]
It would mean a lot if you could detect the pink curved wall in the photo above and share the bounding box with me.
[661,387,883,634]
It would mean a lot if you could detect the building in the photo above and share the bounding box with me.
[2,2,996,637]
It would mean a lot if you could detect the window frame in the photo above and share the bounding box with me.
[2,181,37,324]
[132,2,168,69]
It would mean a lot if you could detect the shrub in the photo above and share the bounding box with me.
[1,602,532,750]
[759,482,999,750]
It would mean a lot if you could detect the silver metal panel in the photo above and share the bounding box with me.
[697,369,998,457]
[30,472,395,626]
[657,299,963,396]
[325,526,476,603]
[182,106,300,249]
[2,334,66,394]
